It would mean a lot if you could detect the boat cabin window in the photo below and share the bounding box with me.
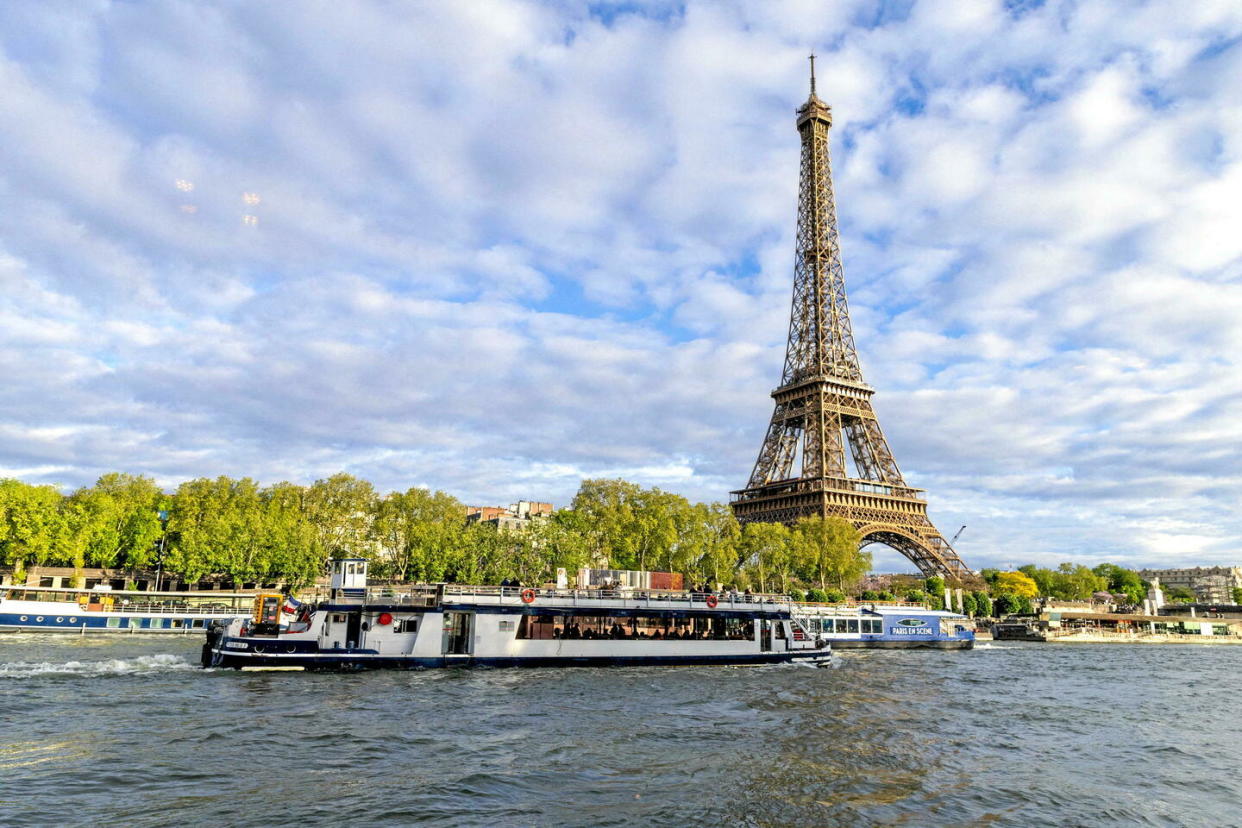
[396,618,419,633]
[517,614,756,641]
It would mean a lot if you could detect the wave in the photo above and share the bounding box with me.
[0,653,201,679]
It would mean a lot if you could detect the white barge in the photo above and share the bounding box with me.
[0,585,254,633]
[202,559,832,670]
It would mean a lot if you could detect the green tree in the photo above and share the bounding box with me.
[69,473,164,570]
[738,522,792,593]
[371,487,465,582]
[531,511,594,582]
[165,476,268,583]
[1052,563,1107,600]
[1018,564,1054,597]
[960,591,978,617]
[305,473,377,560]
[1092,563,1146,605]
[993,571,1039,599]
[686,502,741,587]
[569,478,644,568]
[260,482,320,588]
[1164,586,1197,604]
[905,589,929,605]
[1232,587,1242,605]
[790,516,867,590]
[973,591,993,618]
[0,479,64,580]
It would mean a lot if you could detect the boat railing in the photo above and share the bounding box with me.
[440,584,792,610]
[299,583,795,610]
[787,617,827,649]
[794,600,929,611]
[4,589,252,613]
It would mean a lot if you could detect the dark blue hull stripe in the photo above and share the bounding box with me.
[0,612,234,632]
[209,651,830,670]
[827,638,973,650]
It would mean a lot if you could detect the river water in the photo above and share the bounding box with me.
[1,634,1237,827]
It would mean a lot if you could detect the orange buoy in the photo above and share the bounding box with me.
[520,588,537,604]
[705,594,718,608]
[378,612,393,625]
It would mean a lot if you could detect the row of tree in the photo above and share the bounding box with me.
[0,474,873,593]
[1,473,1169,618]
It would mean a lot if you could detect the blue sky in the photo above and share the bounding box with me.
[2,0,1241,572]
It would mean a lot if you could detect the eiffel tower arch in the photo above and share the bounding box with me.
[730,57,975,584]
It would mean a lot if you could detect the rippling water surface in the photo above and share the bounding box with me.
[2,634,1238,826]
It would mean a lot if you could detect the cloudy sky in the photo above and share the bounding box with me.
[2,0,1241,572]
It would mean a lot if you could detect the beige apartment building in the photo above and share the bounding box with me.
[1137,566,1242,604]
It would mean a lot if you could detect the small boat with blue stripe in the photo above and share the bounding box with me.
[794,603,974,649]
[201,559,833,670]
[1,585,253,633]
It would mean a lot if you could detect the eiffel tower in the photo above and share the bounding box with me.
[730,57,973,583]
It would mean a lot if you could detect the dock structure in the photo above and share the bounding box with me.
[995,608,1242,644]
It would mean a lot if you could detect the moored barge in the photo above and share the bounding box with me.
[202,559,832,670]
[794,603,974,649]
[1,585,254,633]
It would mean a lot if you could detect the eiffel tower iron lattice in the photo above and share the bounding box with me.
[730,57,974,583]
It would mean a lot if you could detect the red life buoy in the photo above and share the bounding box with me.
[520,588,537,604]
[705,594,719,608]
[378,612,393,626]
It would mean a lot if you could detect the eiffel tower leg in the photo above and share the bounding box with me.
[748,409,799,487]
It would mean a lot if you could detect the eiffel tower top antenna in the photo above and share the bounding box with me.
[808,52,816,96]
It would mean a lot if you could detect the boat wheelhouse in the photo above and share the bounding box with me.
[202,559,832,670]
[0,585,254,633]
[794,603,974,649]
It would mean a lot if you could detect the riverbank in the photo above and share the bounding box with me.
[1047,629,1242,645]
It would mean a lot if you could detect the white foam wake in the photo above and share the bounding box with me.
[0,653,200,678]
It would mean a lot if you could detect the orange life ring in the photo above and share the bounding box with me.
[705,594,719,608]
[378,612,393,626]
[520,588,536,604]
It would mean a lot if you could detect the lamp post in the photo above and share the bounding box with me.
[155,509,169,591]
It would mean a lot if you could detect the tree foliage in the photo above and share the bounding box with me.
[1018,563,1108,600]
[992,571,1039,599]
[1092,563,1147,605]
[790,516,867,590]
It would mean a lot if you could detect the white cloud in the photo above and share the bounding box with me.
[1,0,1241,572]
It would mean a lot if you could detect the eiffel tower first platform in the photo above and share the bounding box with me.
[730,58,974,583]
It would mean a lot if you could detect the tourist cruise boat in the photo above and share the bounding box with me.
[0,584,254,633]
[201,559,833,670]
[793,603,974,649]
